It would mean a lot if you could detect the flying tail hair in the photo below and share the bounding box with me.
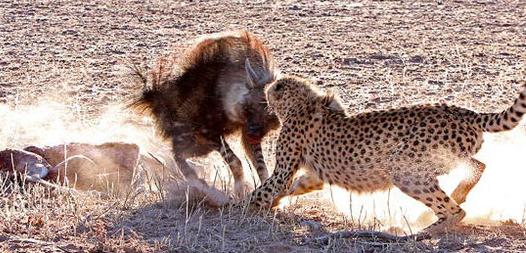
[126,58,170,114]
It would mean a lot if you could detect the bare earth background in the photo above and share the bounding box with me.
[1,1,526,252]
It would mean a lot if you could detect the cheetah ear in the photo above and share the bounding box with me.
[245,58,259,89]
[321,91,345,112]
[321,92,334,107]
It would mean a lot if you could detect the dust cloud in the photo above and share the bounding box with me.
[0,101,178,193]
[0,101,166,154]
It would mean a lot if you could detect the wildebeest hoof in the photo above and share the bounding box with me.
[234,181,253,199]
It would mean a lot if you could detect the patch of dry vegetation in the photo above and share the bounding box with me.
[2,162,526,252]
[0,172,434,252]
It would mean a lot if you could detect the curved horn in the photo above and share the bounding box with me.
[245,58,259,88]
[51,155,97,172]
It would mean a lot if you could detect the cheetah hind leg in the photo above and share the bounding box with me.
[451,158,486,205]
[393,175,465,235]
[288,172,324,197]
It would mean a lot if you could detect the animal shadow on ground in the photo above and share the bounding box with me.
[90,184,526,252]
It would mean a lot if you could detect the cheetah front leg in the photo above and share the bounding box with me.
[245,159,300,208]
[451,158,486,204]
[392,174,465,235]
[242,140,301,209]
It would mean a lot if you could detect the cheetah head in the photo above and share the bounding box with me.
[265,76,318,118]
[265,75,344,121]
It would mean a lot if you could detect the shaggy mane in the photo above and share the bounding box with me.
[129,30,274,116]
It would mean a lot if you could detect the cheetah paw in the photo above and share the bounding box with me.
[451,188,468,205]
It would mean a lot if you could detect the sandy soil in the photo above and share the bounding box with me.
[1,1,526,252]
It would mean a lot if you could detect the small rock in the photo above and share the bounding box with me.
[409,55,424,64]
[289,5,300,11]
[300,220,322,231]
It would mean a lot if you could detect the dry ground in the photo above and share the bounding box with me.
[1,1,526,252]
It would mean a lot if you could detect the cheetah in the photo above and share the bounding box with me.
[242,75,526,235]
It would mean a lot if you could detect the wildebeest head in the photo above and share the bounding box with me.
[241,58,279,144]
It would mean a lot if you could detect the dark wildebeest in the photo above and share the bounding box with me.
[130,31,279,196]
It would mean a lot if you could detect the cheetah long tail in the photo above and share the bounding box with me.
[477,84,526,132]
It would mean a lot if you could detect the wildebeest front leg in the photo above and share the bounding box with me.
[171,130,211,187]
[241,133,269,183]
[173,155,208,186]
[219,138,251,197]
